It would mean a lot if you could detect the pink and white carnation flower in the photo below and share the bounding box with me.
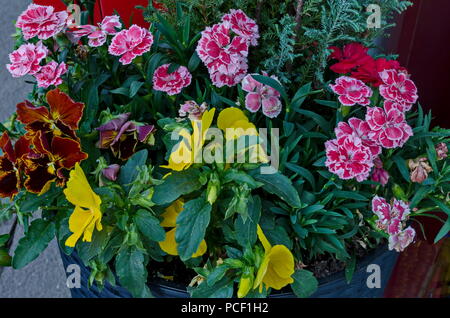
[389,227,416,252]
[325,135,374,182]
[379,69,418,105]
[6,41,48,77]
[372,196,411,233]
[69,15,122,47]
[153,64,192,95]
[196,23,250,87]
[335,117,381,157]
[221,9,259,46]
[330,76,373,106]
[383,100,413,113]
[366,105,413,149]
[16,4,68,40]
[241,73,282,118]
[35,61,67,88]
[108,25,153,65]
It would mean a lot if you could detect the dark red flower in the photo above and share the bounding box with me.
[351,58,404,87]
[16,89,84,140]
[0,133,32,198]
[24,131,88,194]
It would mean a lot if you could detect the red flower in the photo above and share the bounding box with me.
[16,4,68,40]
[329,43,372,74]
[0,133,31,198]
[325,135,374,182]
[351,58,404,87]
[335,117,381,157]
[24,131,88,194]
[379,69,418,105]
[152,64,192,95]
[108,25,153,65]
[366,106,413,149]
[16,89,84,140]
[329,76,373,106]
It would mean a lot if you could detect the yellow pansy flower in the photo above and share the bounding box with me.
[253,225,294,292]
[64,163,103,247]
[161,108,216,171]
[158,199,207,258]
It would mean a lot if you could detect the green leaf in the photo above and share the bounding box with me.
[189,276,234,298]
[129,81,144,98]
[12,219,55,269]
[251,74,288,102]
[0,234,10,247]
[223,169,261,189]
[290,270,318,298]
[291,82,312,110]
[410,186,431,208]
[134,209,165,242]
[77,228,109,264]
[285,163,316,190]
[175,198,211,261]
[118,150,148,191]
[435,219,450,243]
[234,196,261,247]
[393,156,410,182]
[116,246,152,298]
[188,52,201,71]
[345,254,356,283]
[249,170,301,208]
[152,169,202,205]
[333,191,368,201]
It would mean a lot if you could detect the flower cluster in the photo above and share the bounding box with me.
[196,9,259,87]
[330,42,406,87]
[326,43,417,182]
[372,196,415,252]
[0,89,87,198]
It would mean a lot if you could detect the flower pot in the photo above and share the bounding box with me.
[59,246,398,298]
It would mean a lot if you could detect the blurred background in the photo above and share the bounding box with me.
[0,0,70,298]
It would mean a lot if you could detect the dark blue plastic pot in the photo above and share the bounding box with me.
[59,246,397,298]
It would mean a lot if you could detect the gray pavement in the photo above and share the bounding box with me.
[0,0,71,298]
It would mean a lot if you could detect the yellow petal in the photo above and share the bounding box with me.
[160,199,184,227]
[159,228,178,255]
[257,225,272,252]
[63,163,101,209]
[162,129,193,172]
[268,245,295,279]
[65,206,94,247]
[217,107,248,131]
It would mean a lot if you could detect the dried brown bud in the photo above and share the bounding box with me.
[408,158,433,183]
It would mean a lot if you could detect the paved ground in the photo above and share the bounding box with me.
[0,0,71,298]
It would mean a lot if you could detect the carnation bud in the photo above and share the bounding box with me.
[408,158,432,183]
[435,142,448,160]
[392,184,408,201]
